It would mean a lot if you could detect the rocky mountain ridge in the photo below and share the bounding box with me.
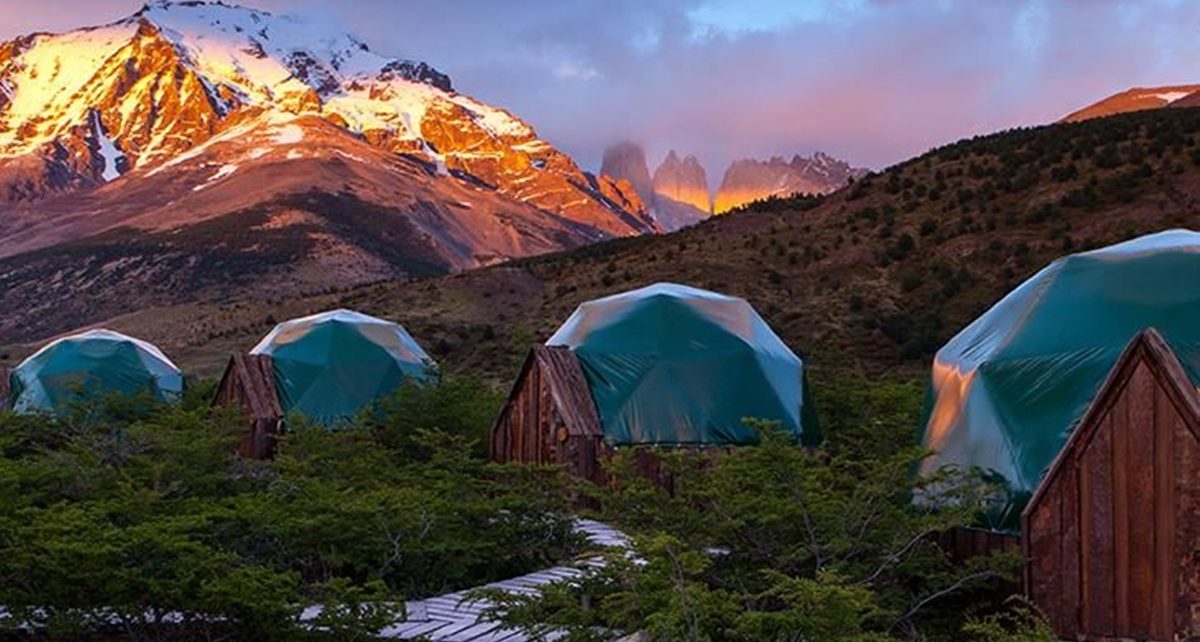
[1061,84,1200,122]
[0,1,656,244]
[600,144,864,229]
[713,152,866,213]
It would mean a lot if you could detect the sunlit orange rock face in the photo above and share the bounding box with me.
[713,152,866,213]
[653,150,711,214]
[600,143,707,232]
[0,0,657,240]
[1061,84,1200,122]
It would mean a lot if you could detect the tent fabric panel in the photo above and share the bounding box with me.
[9,330,182,413]
[549,282,810,446]
[251,309,436,427]
[919,229,1200,525]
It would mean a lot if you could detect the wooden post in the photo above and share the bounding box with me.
[0,366,10,411]
[212,354,284,459]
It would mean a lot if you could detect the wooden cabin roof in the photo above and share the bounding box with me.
[1024,327,1200,520]
[497,344,603,438]
[213,353,283,421]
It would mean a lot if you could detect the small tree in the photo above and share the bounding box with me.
[481,421,1021,642]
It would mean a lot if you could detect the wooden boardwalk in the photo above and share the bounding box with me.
[376,519,627,641]
[1,521,628,641]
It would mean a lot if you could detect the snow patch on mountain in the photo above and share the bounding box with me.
[0,24,136,139]
[274,124,304,145]
[192,162,237,191]
[91,111,126,182]
[1151,91,1194,104]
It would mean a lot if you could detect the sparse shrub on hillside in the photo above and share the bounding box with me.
[960,597,1056,642]
[900,270,924,292]
[887,233,916,261]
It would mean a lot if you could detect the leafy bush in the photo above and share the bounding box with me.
[0,383,577,640]
[362,374,503,461]
[481,413,1024,642]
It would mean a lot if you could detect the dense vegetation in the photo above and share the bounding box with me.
[477,376,1049,642]
[0,379,581,641]
[0,372,1049,641]
[5,109,1192,640]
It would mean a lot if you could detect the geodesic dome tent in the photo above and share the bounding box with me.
[8,329,183,413]
[919,229,1200,523]
[546,282,817,446]
[249,309,437,426]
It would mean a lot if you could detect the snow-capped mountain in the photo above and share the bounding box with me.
[0,0,654,234]
[1061,84,1200,123]
[713,152,865,213]
[0,0,661,343]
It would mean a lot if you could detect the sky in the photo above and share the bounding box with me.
[3,0,1200,176]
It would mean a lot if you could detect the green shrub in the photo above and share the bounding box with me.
[0,386,576,641]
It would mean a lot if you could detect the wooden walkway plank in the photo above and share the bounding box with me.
[374,519,626,641]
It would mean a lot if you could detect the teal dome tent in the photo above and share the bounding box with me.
[9,329,183,413]
[919,229,1200,524]
[251,309,437,426]
[547,283,817,446]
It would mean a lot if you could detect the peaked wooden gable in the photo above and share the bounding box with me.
[1023,328,1200,641]
[490,344,605,482]
[212,353,285,459]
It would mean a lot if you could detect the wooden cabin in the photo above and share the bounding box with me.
[212,354,284,459]
[1023,328,1200,641]
[491,345,735,493]
[490,345,607,483]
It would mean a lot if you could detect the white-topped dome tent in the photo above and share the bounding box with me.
[214,309,438,457]
[547,283,815,446]
[919,229,1200,527]
[491,283,818,484]
[7,329,183,413]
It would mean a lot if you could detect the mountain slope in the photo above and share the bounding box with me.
[0,1,660,341]
[1061,84,1200,122]
[0,1,655,250]
[0,113,629,342]
[37,106,1200,382]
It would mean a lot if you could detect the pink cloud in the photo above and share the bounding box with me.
[4,0,1200,176]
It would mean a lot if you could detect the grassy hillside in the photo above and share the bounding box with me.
[11,107,1200,385]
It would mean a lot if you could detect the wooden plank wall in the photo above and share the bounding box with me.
[493,353,559,467]
[1025,348,1200,641]
[212,354,284,459]
[935,527,1020,564]
[1175,406,1200,638]
[491,347,607,484]
[491,353,539,465]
